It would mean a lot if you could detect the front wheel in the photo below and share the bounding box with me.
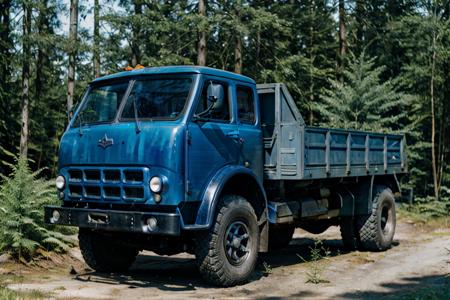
[79,229,139,273]
[195,195,259,286]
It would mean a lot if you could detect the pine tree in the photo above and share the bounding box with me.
[319,51,406,131]
[392,3,450,199]
[260,0,336,125]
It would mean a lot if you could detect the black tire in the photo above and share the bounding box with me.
[339,217,358,250]
[79,228,139,273]
[300,221,331,235]
[268,224,295,250]
[356,186,396,251]
[195,194,259,287]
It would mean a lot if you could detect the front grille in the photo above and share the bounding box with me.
[68,169,83,182]
[124,170,144,183]
[85,186,101,198]
[84,170,101,181]
[66,167,149,202]
[103,186,121,198]
[69,185,83,197]
[124,187,144,199]
[104,170,121,182]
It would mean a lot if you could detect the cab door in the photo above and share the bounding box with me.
[235,84,263,182]
[186,77,240,202]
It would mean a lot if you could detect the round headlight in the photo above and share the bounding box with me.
[55,175,65,190]
[51,210,61,223]
[149,176,162,193]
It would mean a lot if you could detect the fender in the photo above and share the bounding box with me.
[182,165,268,230]
[354,174,401,215]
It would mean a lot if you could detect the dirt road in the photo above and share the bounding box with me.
[5,219,450,299]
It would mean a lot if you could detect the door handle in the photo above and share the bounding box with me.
[226,130,244,144]
[226,130,240,139]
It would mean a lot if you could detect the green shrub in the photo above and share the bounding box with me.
[0,156,74,260]
[298,240,331,284]
[402,194,450,220]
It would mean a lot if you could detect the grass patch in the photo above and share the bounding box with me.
[0,286,50,300]
[397,205,449,229]
[0,274,25,287]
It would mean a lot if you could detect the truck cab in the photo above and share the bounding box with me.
[46,66,405,287]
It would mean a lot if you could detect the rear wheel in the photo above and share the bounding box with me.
[79,229,139,273]
[195,195,259,286]
[357,186,396,251]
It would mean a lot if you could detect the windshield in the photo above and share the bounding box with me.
[121,77,192,120]
[73,82,128,126]
[73,76,193,127]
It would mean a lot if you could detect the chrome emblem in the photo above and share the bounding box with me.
[98,134,114,149]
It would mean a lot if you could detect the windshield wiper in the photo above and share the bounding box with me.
[132,95,141,133]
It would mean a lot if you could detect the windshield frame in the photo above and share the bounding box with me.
[69,74,196,128]
[118,74,195,122]
[70,78,132,128]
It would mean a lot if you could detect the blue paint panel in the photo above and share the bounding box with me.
[59,121,185,206]
[93,66,255,85]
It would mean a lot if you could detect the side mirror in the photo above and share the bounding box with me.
[207,83,225,113]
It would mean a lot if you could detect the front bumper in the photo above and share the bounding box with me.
[44,206,180,236]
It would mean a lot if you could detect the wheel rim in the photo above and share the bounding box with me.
[380,201,394,235]
[224,220,251,266]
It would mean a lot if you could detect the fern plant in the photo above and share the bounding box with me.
[0,156,74,260]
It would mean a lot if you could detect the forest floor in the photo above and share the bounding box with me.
[1,215,449,300]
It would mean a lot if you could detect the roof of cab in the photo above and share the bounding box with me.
[92,66,255,85]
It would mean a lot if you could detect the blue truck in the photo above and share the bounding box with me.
[45,66,407,286]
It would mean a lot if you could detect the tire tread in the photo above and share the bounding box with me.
[195,195,257,286]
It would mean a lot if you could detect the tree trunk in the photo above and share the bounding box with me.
[234,35,242,74]
[197,0,206,66]
[338,0,347,82]
[308,1,314,125]
[430,29,439,200]
[0,0,11,88]
[355,0,364,55]
[438,56,450,194]
[234,1,242,74]
[35,0,50,168]
[131,0,142,67]
[36,0,49,104]
[256,29,260,64]
[20,1,31,158]
[67,0,78,115]
[93,0,100,77]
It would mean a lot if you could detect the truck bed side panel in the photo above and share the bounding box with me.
[304,127,405,179]
[257,83,407,181]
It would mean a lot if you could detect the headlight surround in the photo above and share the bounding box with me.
[55,175,65,190]
[149,176,163,193]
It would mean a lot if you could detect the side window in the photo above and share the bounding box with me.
[237,86,255,124]
[194,81,230,122]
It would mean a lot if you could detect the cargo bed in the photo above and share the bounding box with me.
[257,83,407,180]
